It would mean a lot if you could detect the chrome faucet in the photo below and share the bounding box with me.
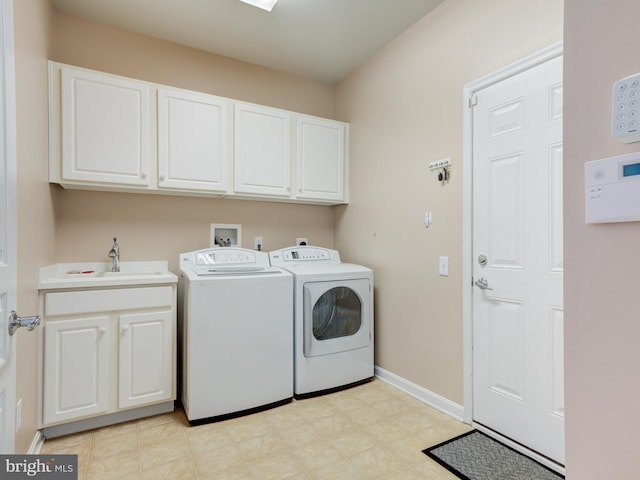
[107,237,120,272]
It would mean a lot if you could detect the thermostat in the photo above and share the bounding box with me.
[612,73,640,143]
[585,152,640,223]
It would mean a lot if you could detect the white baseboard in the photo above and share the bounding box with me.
[28,430,45,454]
[374,366,465,422]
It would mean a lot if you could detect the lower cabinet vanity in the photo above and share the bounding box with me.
[38,263,178,438]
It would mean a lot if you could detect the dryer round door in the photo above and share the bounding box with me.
[302,278,371,357]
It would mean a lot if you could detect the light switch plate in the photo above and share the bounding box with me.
[439,256,449,276]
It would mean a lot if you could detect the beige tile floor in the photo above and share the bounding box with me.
[41,379,471,480]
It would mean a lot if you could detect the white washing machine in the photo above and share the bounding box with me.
[179,247,293,424]
[269,246,373,397]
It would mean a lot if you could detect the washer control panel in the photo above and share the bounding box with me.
[198,249,256,265]
[181,247,268,267]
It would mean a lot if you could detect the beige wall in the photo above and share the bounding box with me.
[564,0,640,477]
[53,12,336,119]
[13,0,55,453]
[334,0,563,404]
[50,11,337,269]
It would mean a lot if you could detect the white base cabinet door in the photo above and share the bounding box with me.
[157,88,229,193]
[43,316,109,425]
[60,66,151,186]
[119,311,173,409]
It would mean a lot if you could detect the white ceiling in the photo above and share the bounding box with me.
[51,0,444,84]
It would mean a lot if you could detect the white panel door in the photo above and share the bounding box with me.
[158,88,229,192]
[0,0,17,452]
[43,317,109,424]
[118,311,172,409]
[472,54,564,463]
[234,102,291,197]
[296,115,346,202]
[61,66,150,186]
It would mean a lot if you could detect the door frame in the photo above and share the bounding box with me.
[0,0,17,453]
[461,41,563,465]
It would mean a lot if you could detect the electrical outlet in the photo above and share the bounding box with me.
[439,256,449,276]
[15,398,22,432]
[254,236,263,251]
[296,237,308,246]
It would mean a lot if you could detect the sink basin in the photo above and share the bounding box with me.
[39,262,178,290]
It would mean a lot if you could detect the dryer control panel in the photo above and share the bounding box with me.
[269,246,340,265]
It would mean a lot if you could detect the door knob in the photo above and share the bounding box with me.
[8,311,41,336]
[474,277,493,291]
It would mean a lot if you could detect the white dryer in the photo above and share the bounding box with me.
[179,247,293,424]
[269,246,373,397]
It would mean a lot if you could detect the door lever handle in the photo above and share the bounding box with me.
[474,277,493,291]
[8,311,41,336]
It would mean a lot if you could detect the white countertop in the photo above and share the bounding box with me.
[39,261,178,290]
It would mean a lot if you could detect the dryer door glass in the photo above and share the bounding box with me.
[312,287,361,340]
[303,278,371,357]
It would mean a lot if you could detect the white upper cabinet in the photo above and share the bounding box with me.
[157,88,229,193]
[234,102,292,197]
[60,66,151,186]
[49,62,349,204]
[295,114,348,203]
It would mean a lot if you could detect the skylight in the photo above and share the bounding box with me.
[238,0,278,12]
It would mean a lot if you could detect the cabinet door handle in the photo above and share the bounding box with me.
[121,325,129,334]
[99,327,107,335]
[140,172,147,179]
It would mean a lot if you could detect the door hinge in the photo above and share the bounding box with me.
[468,95,478,108]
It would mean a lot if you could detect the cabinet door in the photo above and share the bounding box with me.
[61,67,151,186]
[119,311,173,409]
[296,115,347,202]
[234,103,291,197]
[43,317,109,425]
[158,88,229,192]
